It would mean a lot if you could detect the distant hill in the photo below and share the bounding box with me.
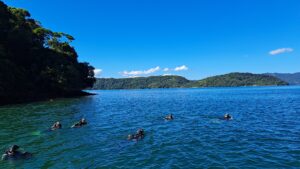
[92,73,288,90]
[92,75,189,89]
[265,73,300,85]
[188,73,288,87]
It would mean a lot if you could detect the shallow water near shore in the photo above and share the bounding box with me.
[0,86,300,168]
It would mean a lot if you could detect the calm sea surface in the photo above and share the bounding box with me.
[0,87,300,168]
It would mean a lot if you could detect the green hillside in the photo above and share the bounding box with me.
[92,75,189,89]
[188,73,288,87]
[92,73,288,90]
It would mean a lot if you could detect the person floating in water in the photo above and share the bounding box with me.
[224,113,232,120]
[127,129,145,141]
[165,114,174,120]
[136,129,145,138]
[72,118,87,128]
[2,145,32,160]
[51,121,62,130]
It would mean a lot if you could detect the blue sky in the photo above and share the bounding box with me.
[4,0,300,79]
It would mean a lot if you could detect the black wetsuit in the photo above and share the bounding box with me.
[74,121,87,127]
[128,130,145,140]
[224,115,232,120]
[51,124,62,130]
[2,151,32,160]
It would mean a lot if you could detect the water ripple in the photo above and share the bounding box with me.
[0,87,300,168]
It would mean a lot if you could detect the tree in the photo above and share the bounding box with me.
[0,1,95,104]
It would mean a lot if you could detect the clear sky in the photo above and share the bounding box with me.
[3,0,300,79]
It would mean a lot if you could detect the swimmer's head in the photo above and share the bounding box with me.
[10,145,20,152]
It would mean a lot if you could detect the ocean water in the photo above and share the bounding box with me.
[0,87,300,168]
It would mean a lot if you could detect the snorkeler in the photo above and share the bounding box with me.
[127,129,145,140]
[2,145,32,160]
[72,118,87,128]
[51,121,62,130]
[136,129,145,138]
[224,113,232,120]
[165,114,174,120]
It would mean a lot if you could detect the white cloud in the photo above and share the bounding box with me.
[94,69,102,77]
[121,66,160,77]
[121,65,189,77]
[269,48,293,55]
[144,66,160,74]
[174,65,188,71]
[163,68,170,72]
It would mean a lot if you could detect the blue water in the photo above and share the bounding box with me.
[0,86,300,168]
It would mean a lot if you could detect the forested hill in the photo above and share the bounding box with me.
[92,76,189,89]
[0,1,95,105]
[92,73,288,90]
[265,73,300,85]
[188,73,288,87]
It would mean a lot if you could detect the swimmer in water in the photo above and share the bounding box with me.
[51,121,62,130]
[165,114,174,120]
[224,113,232,120]
[136,129,145,138]
[72,118,87,128]
[127,129,145,140]
[2,145,32,161]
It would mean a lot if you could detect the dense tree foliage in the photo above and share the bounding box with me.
[0,1,95,104]
[92,73,288,90]
[188,73,288,87]
[92,76,190,89]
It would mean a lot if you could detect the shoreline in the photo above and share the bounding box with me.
[0,91,96,107]
[89,84,291,91]
[1,85,296,106]
[92,73,289,90]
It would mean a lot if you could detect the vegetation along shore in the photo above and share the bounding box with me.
[92,72,289,90]
[0,1,95,105]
